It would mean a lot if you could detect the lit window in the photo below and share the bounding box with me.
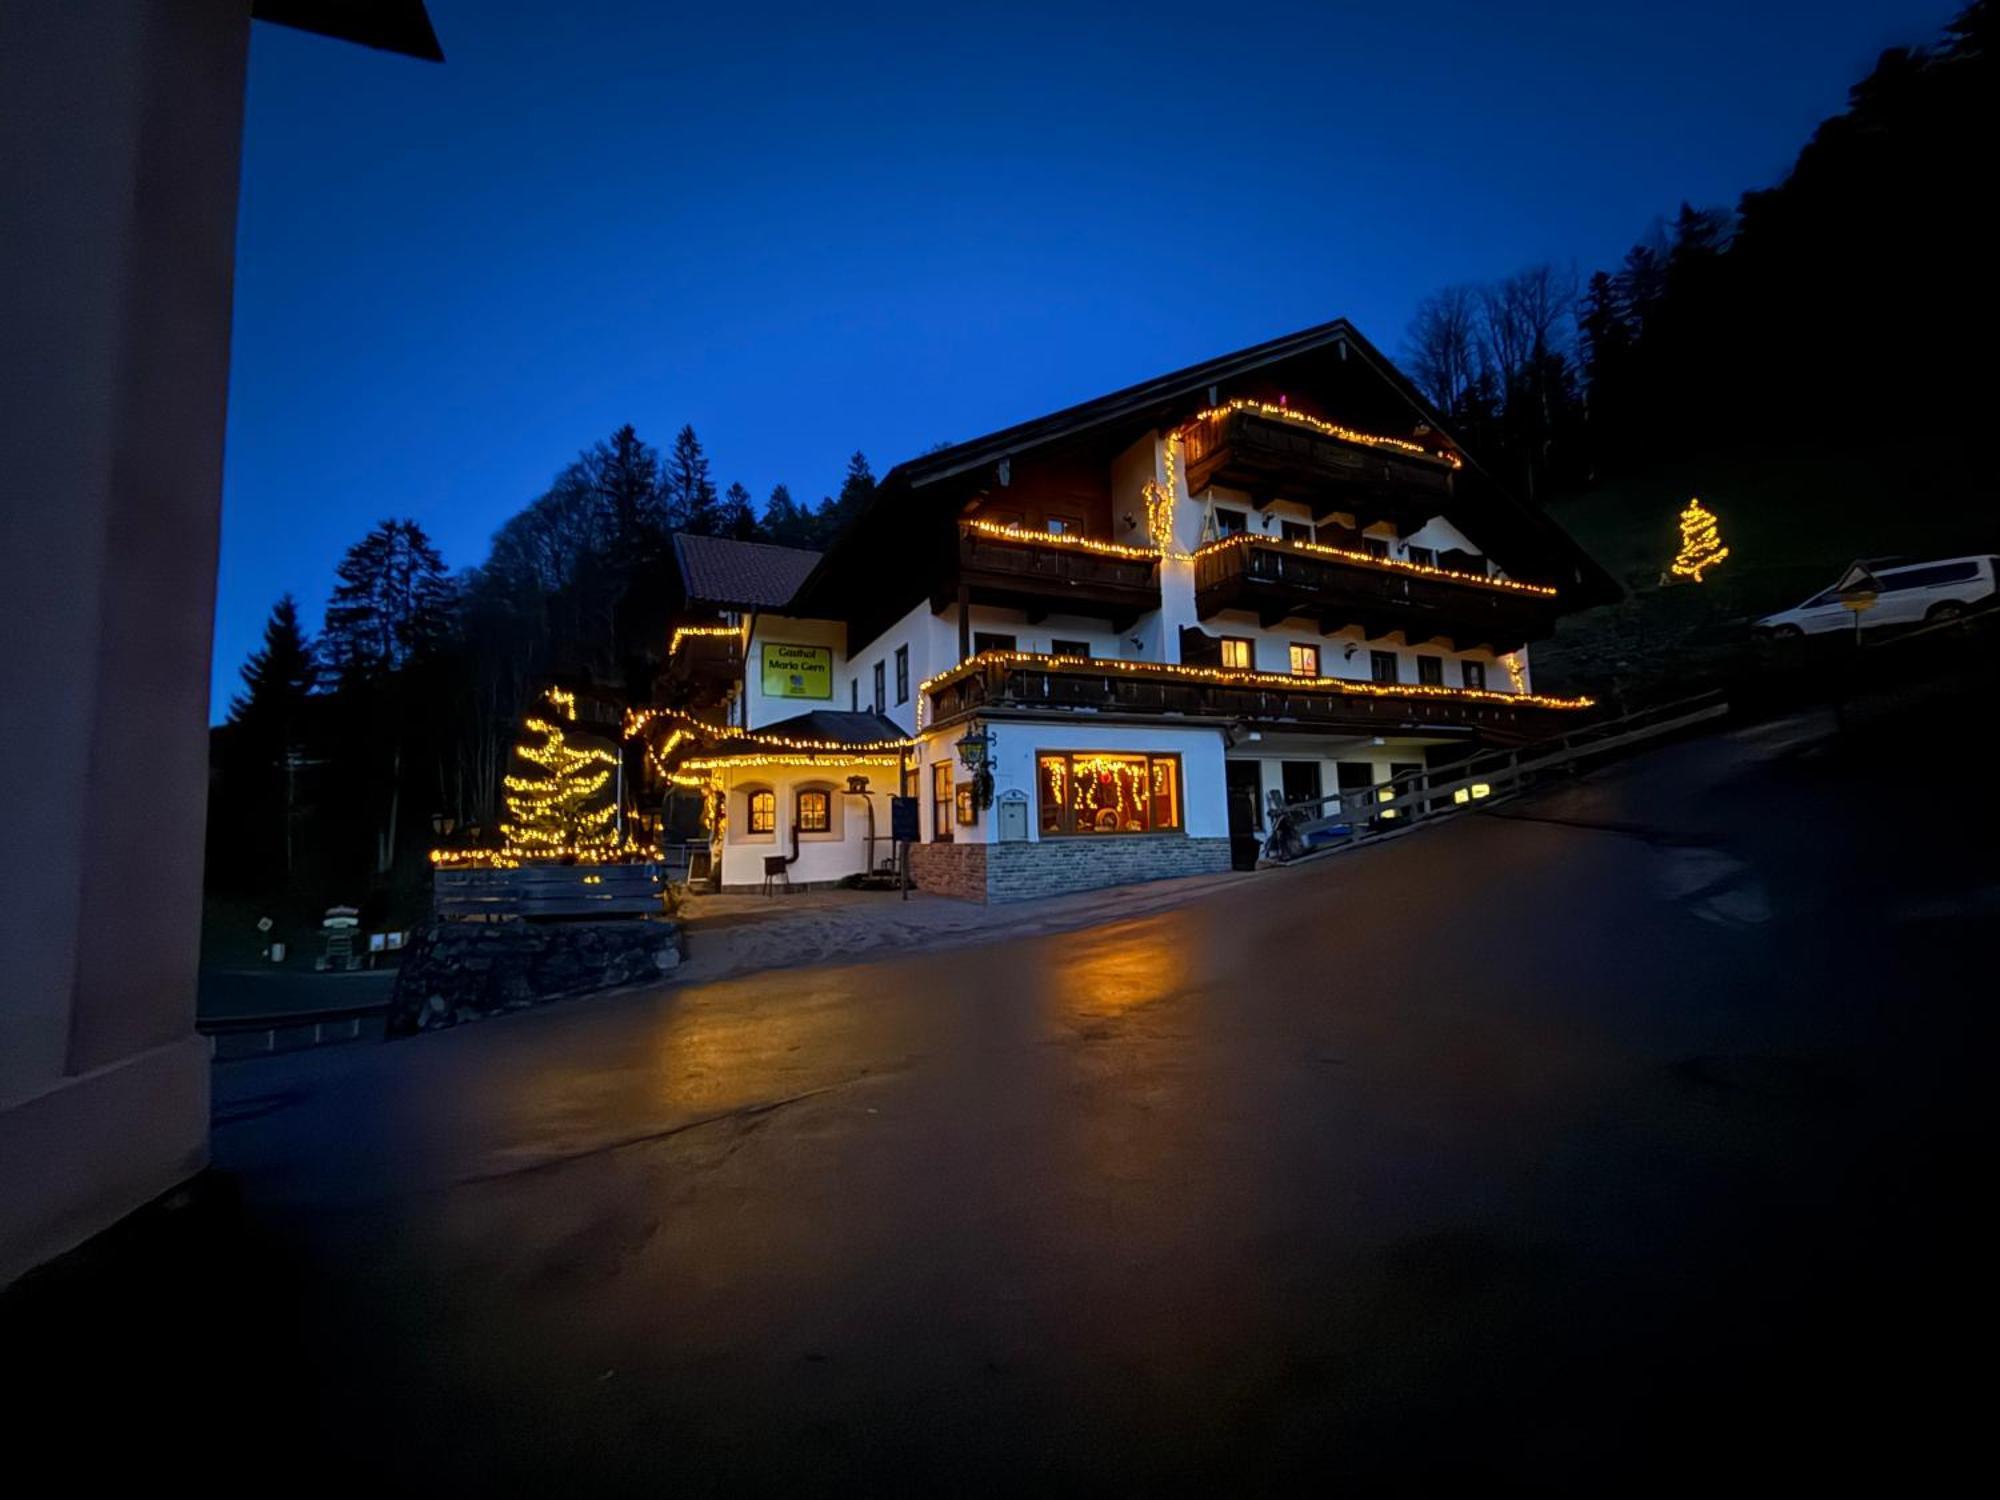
[1288,643,1319,676]
[1036,752,1182,836]
[1221,637,1254,670]
[747,790,776,835]
[931,762,954,843]
[796,789,830,833]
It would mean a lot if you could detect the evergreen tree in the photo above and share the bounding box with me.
[719,481,762,540]
[230,594,317,727]
[761,483,813,548]
[665,425,720,535]
[320,519,454,681]
[832,450,876,528]
[500,687,621,857]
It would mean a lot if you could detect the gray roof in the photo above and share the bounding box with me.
[673,533,822,612]
[744,711,910,748]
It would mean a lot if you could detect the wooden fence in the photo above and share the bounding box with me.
[433,862,668,921]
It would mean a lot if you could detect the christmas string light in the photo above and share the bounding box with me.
[1190,398,1462,468]
[1191,533,1556,596]
[1669,498,1729,583]
[920,650,1592,722]
[965,518,1159,560]
[668,623,742,656]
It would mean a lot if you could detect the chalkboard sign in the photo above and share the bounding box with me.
[889,795,919,842]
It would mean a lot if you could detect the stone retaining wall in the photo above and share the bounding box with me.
[387,918,685,1035]
[911,837,1232,903]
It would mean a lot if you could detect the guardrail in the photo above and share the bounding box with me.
[1262,691,1731,864]
[199,999,391,1059]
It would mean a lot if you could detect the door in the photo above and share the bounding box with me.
[1335,761,1375,821]
[1225,760,1263,870]
[1280,760,1322,808]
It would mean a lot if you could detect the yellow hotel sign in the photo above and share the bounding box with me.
[760,642,832,700]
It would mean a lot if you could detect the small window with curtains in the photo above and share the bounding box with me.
[747,789,776,835]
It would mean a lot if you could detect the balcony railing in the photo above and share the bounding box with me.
[1180,405,1455,532]
[1193,536,1559,653]
[925,653,1591,745]
[944,521,1160,626]
[663,626,742,697]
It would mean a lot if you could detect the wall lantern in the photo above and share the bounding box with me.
[955,727,992,770]
[845,774,871,794]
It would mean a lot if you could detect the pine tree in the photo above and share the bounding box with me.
[1668,498,1729,583]
[320,518,454,681]
[230,594,317,727]
[761,483,812,547]
[500,687,621,857]
[719,481,762,540]
[665,425,720,535]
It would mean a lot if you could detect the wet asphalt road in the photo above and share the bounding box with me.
[12,707,1993,1493]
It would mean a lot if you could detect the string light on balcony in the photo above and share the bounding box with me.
[1191,398,1462,468]
[965,518,1158,560]
[918,650,1592,716]
[1191,533,1557,597]
[681,752,909,772]
[668,623,742,656]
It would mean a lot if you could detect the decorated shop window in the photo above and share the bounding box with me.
[1036,753,1182,836]
[796,788,831,833]
[931,762,954,843]
[747,789,776,835]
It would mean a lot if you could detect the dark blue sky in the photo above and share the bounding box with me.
[215,0,1948,713]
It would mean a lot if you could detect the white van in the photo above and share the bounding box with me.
[1755,555,1997,638]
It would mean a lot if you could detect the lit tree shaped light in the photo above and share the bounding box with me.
[500,687,620,859]
[1669,498,1729,583]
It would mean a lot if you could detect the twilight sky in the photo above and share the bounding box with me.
[214,0,1949,714]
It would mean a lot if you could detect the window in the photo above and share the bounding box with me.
[894,645,909,704]
[1220,637,1255,670]
[747,789,776,835]
[974,631,1017,655]
[955,785,977,825]
[850,678,859,711]
[1050,638,1090,658]
[1214,509,1249,537]
[796,788,831,833]
[872,660,885,714]
[1281,520,1313,543]
[1417,655,1443,686]
[1880,560,1979,591]
[1046,514,1082,536]
[1370,650,1400,683]
[1406,545,1437,568]
[931,763,954,843]
[1288,642,1320,676]
[1364,537,1390,558]
[1462,659,1487,690]
[1037,752,1182,836]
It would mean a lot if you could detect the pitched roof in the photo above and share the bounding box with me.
[673,533,822,612]
[740,711,912,749]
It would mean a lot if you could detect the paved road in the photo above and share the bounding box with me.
[10,706,1992,1492]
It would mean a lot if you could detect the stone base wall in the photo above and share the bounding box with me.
[388,918,685,1035]
[911,837,1232,903]
[908,841,987,901]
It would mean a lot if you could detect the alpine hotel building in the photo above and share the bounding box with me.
[646,320,1616,901]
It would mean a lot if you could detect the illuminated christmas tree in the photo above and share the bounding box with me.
[500,687,621,858]
[1668,498,1729,583]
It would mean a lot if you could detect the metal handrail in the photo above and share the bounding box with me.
[1262,690,1730,863]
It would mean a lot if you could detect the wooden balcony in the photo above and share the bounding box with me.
[1193,536,1559,653]
[663,626,742,701]
[925,655,1589,746]
[934,522,1160,629]
[1180,405,1456,533]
